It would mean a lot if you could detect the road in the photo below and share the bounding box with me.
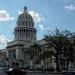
[27,72,50,75]
[0,67,63,75]
[0,69,6,75]
[26,71,63,75]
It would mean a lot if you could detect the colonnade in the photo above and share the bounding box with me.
[15,29,36,40]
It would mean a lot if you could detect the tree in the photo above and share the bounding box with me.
[44,28,75,71]
[44,29,64,71]
[42,35,55,68]
[29,43,42,64]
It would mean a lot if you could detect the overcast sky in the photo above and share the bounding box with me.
[0,0,75,49]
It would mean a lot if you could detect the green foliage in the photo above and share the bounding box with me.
[27,28,75,71]
[44,28,75,71]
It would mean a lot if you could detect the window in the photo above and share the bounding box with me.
[26,15,27,19]
[32,24,33,27]
[8,51,11,58]
[13,50,16,58]
[19,16,21,19]
[23,15,24,18]
[8,50,16,59]
[26,22,27,26]
[22,22,24,25]
[20,22,21,26]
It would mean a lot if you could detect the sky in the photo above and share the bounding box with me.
[0,0,75,49]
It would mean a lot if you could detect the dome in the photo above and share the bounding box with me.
[18,6,33,22]
[14,6,37,42]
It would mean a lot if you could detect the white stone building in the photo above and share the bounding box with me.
[0,49,6,67]
[6,6,56,69]
[0,6,73,71]
[6,6,37,68]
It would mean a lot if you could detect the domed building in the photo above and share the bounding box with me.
[6,6,37,67]
[6,6,56,69]
[14,6,37,41]
[1,6,74,71]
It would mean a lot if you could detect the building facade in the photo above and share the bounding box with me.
[6,6,37,68]
[5,6,57,70]
[0,49,6,67]
[0,6,73,71]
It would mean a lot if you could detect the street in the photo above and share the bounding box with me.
[0,67,63,75]
[27,72,63,75]
[0,71,6,75]
[0,69,6,75]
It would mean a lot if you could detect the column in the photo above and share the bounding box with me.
[26,30,28,37]
[28,30,29,37]
[21,29,22,36]
[20,29,22,37]
[21,29,23,40]
[31,30,33,37]
[26,30,27,36]
[24,29,25,36]
[30,30,31,39]
[24,30,26,37]
[27,30,28,36]
[29,30,31,37]
[18,30,20,40]
[17,30,18,40]
[23,29,24,36]
[20,29,21,40]
[19,29,21,36]
[29,30,30,37]
[23,29,24,40]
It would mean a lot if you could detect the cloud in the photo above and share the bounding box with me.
[18,10,23,15]
[64,4,75,11]
[0,10,14,22]
[29,11,45,31]
[18,10,45,23]
[38,24,44,31]
[28,11,45,24]
[0,35,10,47]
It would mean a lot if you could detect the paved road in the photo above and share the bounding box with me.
[0,67,6,75]
[0,70,6,75]
[0,67,63,75]
[27,72,63,75]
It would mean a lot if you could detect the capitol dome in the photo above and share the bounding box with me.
[17,6,34,27]
[14,6,37,42]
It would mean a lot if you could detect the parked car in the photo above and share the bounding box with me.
[5,68,13,73]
